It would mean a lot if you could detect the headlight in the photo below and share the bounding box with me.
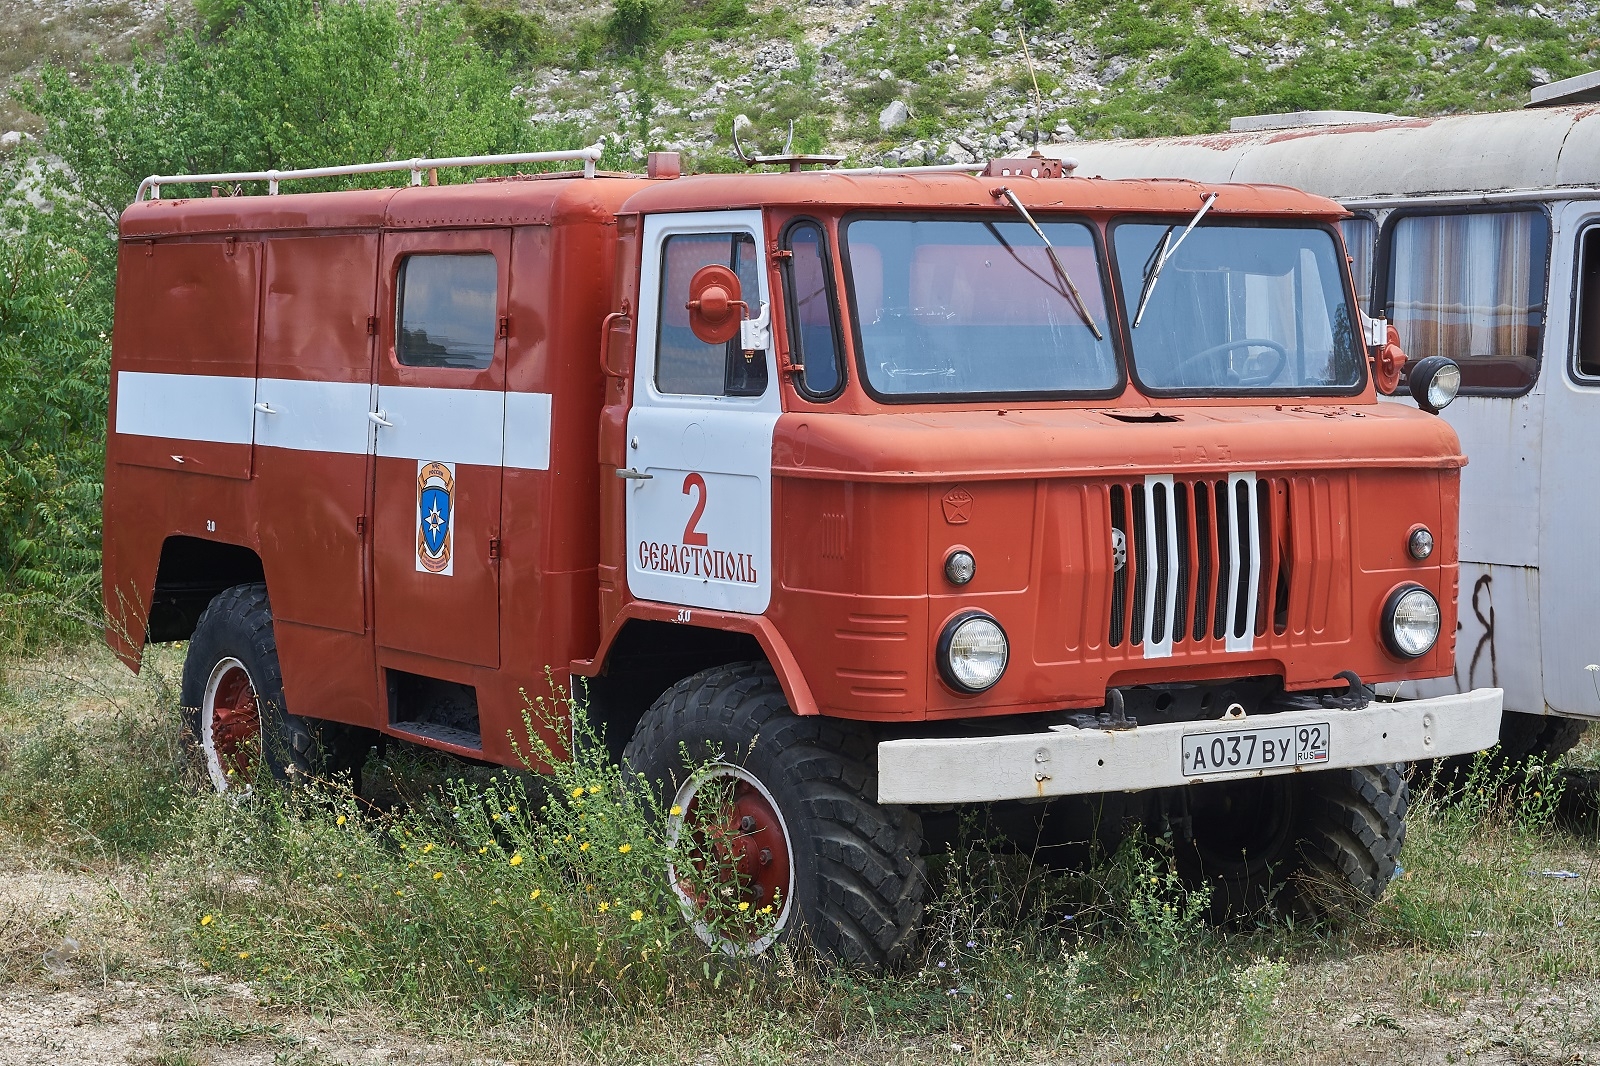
[937,611,1008,693]
[1407,526,1434,560]
[1382,585,1441,659]
[1408,355,1461,414]
[944,549,976,586]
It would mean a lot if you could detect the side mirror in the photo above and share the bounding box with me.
[686,264,746,344]
[1408,355,1462,415]
[1366,316,1406,395]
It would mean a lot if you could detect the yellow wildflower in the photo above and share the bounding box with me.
[478,847,488,855]
[506,806,517,814]
[508,853,524,867]
[631,909,644,922]
[1150,876,1159,884]
[200,914,214,926]
[564,835,573,843]
[335,871,344,879]
[237,951,251,960]
[571,787,585,799]
[738,901,751,912]
[422,843,435,853]
[491,813,501,821]
[760,905,773,915]
[618,843,632,854]
[587,785,601,795]
[477,965,487,973]
[669,805,683,817]
[336,815,347,826]
[530,889,541,901]
[598,902,610,913]
[580,842,591,852]
[433,872,444,881]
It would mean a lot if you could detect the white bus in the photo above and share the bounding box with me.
[1046,72,1600,765]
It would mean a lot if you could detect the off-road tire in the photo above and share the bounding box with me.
[180,583,365,791]
[623,662,926,968]
[1179,764,1408,922]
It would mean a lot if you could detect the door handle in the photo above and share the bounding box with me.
[615,467,653,480]
[368,410,394,428]
[253,401,276,415]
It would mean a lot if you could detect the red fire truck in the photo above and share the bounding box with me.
[102,145,1501,966]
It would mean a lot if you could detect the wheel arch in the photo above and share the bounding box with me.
[574,605,820,763]
[147,536,266,644]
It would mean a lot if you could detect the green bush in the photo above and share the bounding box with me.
[0,227,109,634]
[606,0,662,56]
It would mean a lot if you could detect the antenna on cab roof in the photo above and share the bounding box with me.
[731,119,846,173]
[1017,17,1045,149]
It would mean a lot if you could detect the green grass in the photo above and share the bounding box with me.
[6,640,1600,1062]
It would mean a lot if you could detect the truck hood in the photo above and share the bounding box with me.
[772,403,1463,482]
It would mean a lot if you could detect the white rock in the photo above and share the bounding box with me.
[879,99,910,132]
[1004,116,1028,134]
[1392,0,1414,7]
[1054,122,1078,140]
[1530,66,1554,85]
[0,131,21,148]
[1456,0,1475,10]
[992,27,1011,43]
[1000,0,1014,9]
[941,142,976,164]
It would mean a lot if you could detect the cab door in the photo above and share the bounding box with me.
[371,230,510,669]
[624,211,779,614]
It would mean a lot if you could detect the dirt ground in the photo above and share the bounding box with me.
[5,846,1600,1066]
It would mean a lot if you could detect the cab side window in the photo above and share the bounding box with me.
[1576,228,1600,380]
[657,233,766,397]
[1339,216,1376,315]
[782,221,844,398]
[1384,209,1549,393]
[396,253,498,369]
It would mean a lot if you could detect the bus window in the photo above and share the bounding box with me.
[1384,209,1550,394]
[1577,227,1600,381]
[1339,216,1377,315]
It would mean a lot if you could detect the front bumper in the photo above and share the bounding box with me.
[877,688,1503,805]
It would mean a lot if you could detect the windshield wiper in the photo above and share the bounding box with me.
[1132,192,1218,328]
[992,186,1103,341]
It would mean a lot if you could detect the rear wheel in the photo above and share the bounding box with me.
[180,583,365,792]
[623,662,926,967]
[1178,764,1408,921]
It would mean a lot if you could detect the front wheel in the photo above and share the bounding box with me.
[623,662,926,967]
[1178,763,1408,921]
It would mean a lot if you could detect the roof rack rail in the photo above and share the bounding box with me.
[135,142,607,202]
[827,162,988,176]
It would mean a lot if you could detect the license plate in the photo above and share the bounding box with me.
[1181,721,1330,776]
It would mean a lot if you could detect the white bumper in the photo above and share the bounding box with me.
[877,688,1504,805]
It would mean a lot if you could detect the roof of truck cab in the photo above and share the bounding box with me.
[118,168,1347,239]
[1044,103,1600,199]
[118,173,659,239]
[616,170,1347,218]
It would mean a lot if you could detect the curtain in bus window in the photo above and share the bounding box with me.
[1388,210,1548,392]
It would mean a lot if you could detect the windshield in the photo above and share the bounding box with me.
[844,217,1119,398]
[1112,222,1363,393]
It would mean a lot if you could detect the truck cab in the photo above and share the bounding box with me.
[102,148,1501,966]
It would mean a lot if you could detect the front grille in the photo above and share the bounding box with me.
[1108,473,1291,658]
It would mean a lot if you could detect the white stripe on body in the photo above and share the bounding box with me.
[114,371,552,471]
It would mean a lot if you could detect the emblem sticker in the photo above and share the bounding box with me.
[416,460,455,575]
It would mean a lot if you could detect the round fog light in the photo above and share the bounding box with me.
[938,612,1008,693]
[944,549,976,585]
[1408,527,1434,560]
[1383,585,1441,659]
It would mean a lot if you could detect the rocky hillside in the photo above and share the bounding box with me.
[3,0,1598,165]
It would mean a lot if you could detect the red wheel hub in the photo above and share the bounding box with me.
[207,664,260,785]
[676,771,793,936]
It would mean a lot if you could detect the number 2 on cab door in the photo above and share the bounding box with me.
[682,472,709,546]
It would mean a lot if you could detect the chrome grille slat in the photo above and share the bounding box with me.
[1106,472,1284,657]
